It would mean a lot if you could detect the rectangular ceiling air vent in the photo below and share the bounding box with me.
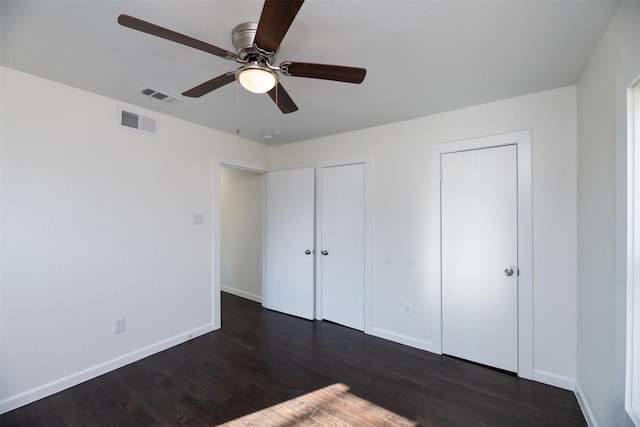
[136,86,181,104]
[118,107,158,136]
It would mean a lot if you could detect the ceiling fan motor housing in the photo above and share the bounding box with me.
[232,22,274,62]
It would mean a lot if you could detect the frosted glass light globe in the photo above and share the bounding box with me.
[238,68,277,94]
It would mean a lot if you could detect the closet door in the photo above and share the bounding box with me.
[321,163,365,330]
[264,168,315,319]
[441,145,518,372]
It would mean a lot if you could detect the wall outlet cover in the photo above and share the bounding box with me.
[113,317,125,334]
[403,302,412,317]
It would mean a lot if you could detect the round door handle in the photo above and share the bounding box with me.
[305,249,311,255]
[504,267,514,276]
[321,250,329,256]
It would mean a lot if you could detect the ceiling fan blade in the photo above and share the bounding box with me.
[118,14,236,61]
[281,62,366,84]
[254,0,305,54]
[182,72,236,97]
[267,83,298,114]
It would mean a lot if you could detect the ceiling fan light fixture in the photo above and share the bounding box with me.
[237,64,277,94]
[118,2,366,115]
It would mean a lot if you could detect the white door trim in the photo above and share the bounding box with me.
[626,78,640,425]
[315,155,373,334]
[212,157,268,329]
[429,130,533,380]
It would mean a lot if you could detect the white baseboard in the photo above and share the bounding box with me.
[532,369,575,391]
[221,286,262,303]
[369,327,433,352]
[620,409,638,427]
[575,381,598,427]
[0,323,214,415]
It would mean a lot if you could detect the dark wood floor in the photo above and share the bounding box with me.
[2,292,586,426]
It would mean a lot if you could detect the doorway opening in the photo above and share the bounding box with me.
[220,166,264,303]
[212,157,268,329]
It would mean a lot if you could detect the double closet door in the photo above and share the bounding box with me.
[264,164,366,331]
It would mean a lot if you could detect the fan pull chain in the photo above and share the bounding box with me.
[236,80,240,134]
[274,83,280,137]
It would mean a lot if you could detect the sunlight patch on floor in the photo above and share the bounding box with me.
[218,382,416,426]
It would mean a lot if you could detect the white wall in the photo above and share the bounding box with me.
[273,85,578,388]
[576,1,640,426]
[0,66,270,412]
[220,166,263,302]
[0,65,585,413]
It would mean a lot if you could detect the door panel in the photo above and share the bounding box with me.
[441,145,518,372]
[264,168,315,320]
[321,163,365,330]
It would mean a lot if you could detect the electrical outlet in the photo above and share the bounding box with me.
[403,302,412,317]
[113,317,125,334]
[192,213,204,225]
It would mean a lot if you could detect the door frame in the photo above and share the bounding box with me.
[429,130,533,380]
[212,156,268,329]
[315,155,373,334]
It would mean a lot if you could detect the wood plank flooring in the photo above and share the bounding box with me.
[1,292,586,426]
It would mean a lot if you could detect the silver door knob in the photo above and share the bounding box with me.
[321,250,329,256]
[504,267,514,276]
[305,249,311,255]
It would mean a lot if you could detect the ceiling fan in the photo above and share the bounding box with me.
[118,0,366,114]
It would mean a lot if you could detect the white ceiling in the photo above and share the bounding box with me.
[0,0,619,145]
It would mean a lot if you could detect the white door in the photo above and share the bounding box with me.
[441,145,518,372]
[321,163,365,330]
[264,168,315,320]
